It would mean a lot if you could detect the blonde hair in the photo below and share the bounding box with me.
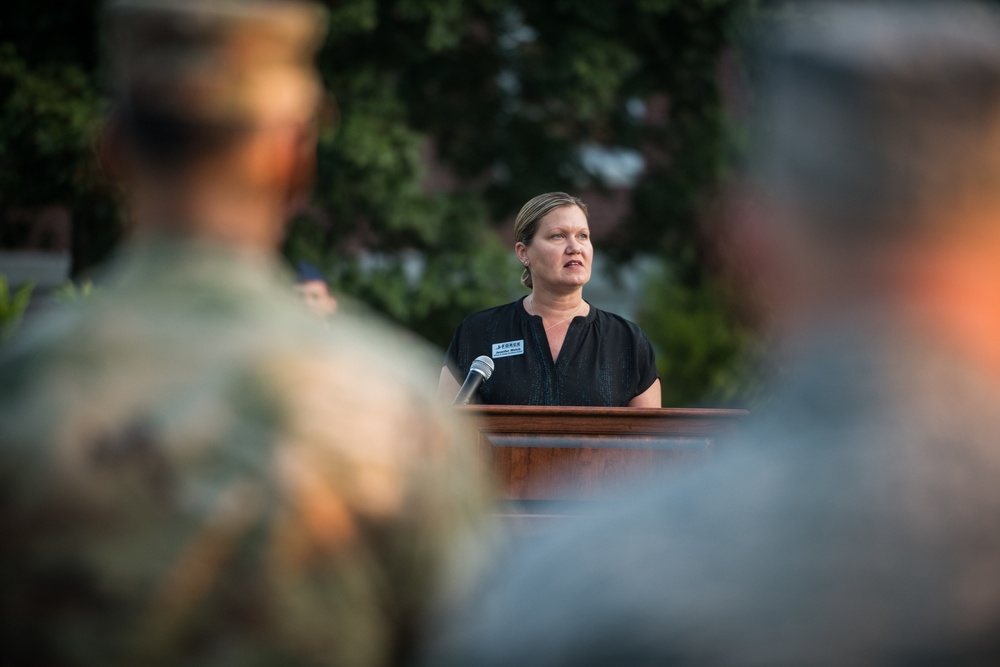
[514,192,589,289]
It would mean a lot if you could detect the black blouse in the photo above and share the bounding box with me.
[444,297,659,406]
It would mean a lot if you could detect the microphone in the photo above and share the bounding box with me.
[452,355,495,406]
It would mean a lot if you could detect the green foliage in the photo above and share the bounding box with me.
[0,43,104,206]
[0,7,121,270]
[2,0,766,401]
[287,0,758,361]
[52,279,97,304]
[0,275,34,342]
[637,265,763,408]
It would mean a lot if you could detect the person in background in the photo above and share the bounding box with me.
[0,1,488,665]
[426,2,1000,665]
[438,192,661,407]
[294,260,338,319]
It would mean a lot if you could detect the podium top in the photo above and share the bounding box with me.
[456,405,749,437]
[456,405,748,418]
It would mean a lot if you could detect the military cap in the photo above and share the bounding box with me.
[104,0,328,127]
[294,260,326,284]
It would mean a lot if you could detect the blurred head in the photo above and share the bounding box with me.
[101,0,328,246]
[295,281,338,318]
[294,262,337,318]
[514,192,590,290]
[734,0,1000,334]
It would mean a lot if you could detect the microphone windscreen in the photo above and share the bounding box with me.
[470,355,494,380]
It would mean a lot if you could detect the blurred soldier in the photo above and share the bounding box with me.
[294,261,338,319]
[0,1,487,666]
[427,2,1000,665]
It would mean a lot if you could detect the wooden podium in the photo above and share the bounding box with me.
[459,405,748,525]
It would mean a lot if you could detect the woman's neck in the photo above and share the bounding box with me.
[526,289,587,320]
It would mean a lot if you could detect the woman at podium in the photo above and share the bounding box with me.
[439,192,661,406]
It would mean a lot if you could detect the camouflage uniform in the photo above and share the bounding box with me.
[0,238,488,667]
[0,1,489,664]
[428,326,1000,666]
[425,2,1000,665]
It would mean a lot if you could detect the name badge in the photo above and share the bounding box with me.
[492,339,524,358]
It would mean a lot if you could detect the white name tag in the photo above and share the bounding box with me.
[492,339,524,358]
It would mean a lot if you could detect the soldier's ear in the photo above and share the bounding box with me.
[243,123,316,204]
[283,122,317,206]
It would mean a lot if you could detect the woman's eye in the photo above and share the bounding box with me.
[552,234,564,239]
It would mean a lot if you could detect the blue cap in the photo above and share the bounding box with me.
[294,261,326,284]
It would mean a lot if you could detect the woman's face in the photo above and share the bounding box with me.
[516,204,592,292]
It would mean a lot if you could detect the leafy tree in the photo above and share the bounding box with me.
[0,1,120,273]
[2,0,763,404]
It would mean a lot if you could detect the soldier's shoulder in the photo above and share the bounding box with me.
[263,309,442,404]
[0,300,92,376]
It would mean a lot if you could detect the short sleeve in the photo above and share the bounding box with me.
[444,320,467,383]
[634,327,660,398]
